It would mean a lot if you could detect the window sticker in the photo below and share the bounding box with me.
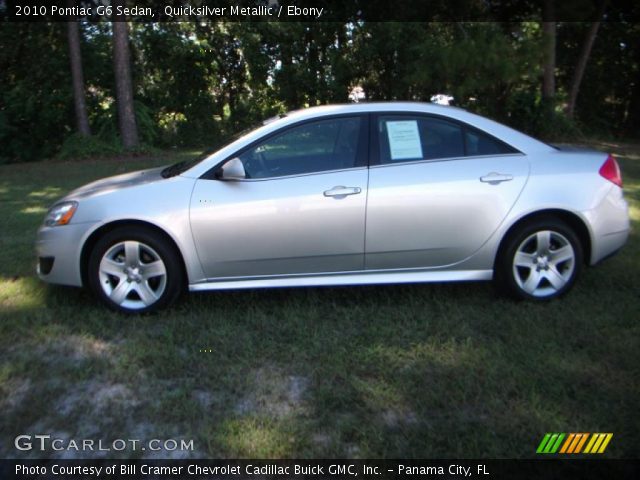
[386,120,423,160]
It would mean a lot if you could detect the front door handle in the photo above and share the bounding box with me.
[480,172,513,184]
[323,186,362,198]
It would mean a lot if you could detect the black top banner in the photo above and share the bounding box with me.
[1,459,639,480]
[1,0,639,22]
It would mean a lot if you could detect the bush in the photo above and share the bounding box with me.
[92,101,158,149]
[56,133,121,161]
[506,90,584,143]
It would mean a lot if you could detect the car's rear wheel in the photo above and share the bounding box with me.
[88,227,184,313]
[496,218,583,300]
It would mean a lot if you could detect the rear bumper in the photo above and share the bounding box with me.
[35,222,97,287]
[592,229,629,265]
[585,186,630,265]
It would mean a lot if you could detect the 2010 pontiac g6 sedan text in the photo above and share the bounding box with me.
[36,103,630,313]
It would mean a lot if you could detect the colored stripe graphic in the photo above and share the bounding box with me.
[584,433,614,454]
[591,433,606,453]
[560,433,575,453]
[544,433,559,453]
[536,433,565,453]
[536,433,552,453]
[538,433,613,454]
[598,433,613,453]
[584,433,599,453]
[567,433,582,453]
[550,433,565,453]
[574,433,588,453]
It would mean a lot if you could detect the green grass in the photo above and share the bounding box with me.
[0,144,639,459]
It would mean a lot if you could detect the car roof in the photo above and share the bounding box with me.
[285,101,468,117]
[182,102,554,178]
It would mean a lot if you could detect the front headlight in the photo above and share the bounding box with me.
[44,201,78,227]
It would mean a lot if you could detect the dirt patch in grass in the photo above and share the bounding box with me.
[11,377,205,459]
[381,408,419,428]
[1,377,32,411]
[55,380,140,418]
[234,366,310,418]
[39,335,116,365]
[0,334,205,459]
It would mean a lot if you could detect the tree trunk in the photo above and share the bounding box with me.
[112,1,139,149]
[541,0,556,102]
[67,18,90,136]
[566,0,608,118]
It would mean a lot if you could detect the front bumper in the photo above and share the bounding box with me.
[35,222,98,287]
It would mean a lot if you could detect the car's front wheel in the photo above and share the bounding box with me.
[87,227,184,313]
[496,218,583,300]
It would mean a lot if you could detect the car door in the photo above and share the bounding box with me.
[365,114,529,270]
[190,115,369,279]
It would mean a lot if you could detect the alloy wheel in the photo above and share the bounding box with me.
[512,230,576,298]
[98,240,167,310]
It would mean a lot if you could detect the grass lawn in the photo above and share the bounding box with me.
[0,144,638,459]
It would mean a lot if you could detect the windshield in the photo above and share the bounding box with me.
[161,114,287,178]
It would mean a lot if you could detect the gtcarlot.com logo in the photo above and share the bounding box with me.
[14,435,194,452]
[536,433,613,454]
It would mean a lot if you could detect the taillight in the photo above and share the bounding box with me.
[599,154,623,187]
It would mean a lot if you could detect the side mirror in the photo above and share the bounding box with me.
[217,157,246,180]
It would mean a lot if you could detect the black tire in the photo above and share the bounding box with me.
[87,226,184,313]
[495,217,583,301]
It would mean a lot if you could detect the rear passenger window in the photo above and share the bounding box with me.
[378,115,519,165]
[465,129,517,156]
[379,116,465,164]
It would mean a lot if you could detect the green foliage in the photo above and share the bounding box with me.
[557,21,640,138]
[89,101,157,151]
[1,17,638,163]
[506,90,584,142]
[56,100,159,160]
[0,23,73,163]
[133,101,158,146]
[56,133,121,161]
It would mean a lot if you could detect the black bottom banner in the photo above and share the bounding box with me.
[1,459,638,480]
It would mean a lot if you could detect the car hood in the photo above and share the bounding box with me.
[64,166,167,200]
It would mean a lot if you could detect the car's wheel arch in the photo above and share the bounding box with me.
[80,219,188,289]
[494,209,592,271]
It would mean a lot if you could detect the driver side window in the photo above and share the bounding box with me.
[238,117,362,179]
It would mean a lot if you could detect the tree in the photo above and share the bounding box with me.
[112,0,139,148]
[0,23,73,162]
[541,0,557,102]
[67,17,91,136]
[3,14,639,164]
[566,0,608,118]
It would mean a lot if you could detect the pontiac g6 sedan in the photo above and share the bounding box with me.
[37,103,629,313]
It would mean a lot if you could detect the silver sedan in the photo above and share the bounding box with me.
[36,102,630,313]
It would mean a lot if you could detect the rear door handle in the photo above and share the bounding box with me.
[480,172,513,184]
[323,186,362,198]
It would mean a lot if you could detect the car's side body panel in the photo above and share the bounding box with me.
[365,154,529,269]
[189,268,493,291]
[189,168,369,278]
[37,174,206,287]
